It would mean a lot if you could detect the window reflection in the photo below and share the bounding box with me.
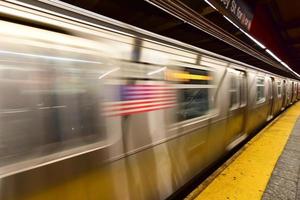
[178,88,209,120]
[256,77,265,102]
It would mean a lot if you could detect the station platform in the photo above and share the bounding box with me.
[186,102,300,200]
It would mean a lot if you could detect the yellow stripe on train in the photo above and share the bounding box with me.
[166,70,213,81]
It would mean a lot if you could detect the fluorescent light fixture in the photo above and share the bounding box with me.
[239,28,266,49]
[280,61,300,77]
[147,66,166,76]
[263,50,300,78]
[204,0,218,10]
[266,49,282,63]
[223,16,240,29]
[280,61,291,70]
[98,68,120,79]
[222,15,266,49]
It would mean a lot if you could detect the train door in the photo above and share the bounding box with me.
[296,82,298,101]
[287,81,292,105]
[293,82,297,102]
[290,81,295,103]
[282,80,287,109]
[294,82,297,102]
[225,68,247,149]
[267,77,275,121]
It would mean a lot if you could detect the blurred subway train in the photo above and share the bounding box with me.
[0,1,299,200]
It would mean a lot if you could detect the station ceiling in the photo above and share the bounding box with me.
[262,0,300,74]
[59,0,300,78]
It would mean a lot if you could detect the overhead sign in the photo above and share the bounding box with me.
[206,0,254,31]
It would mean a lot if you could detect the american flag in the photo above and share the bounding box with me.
[103,84,177,117]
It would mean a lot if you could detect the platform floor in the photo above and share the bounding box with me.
[187,102,300,200]
[262,116,300,199]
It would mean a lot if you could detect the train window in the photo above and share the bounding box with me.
[175,67,214,121]
[277,82,282,97]
[229,75,239,109]
[178,88,210,120]
[256,77,265,103]
[228,69,246,109]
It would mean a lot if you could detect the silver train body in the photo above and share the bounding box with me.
[0,1,299,200]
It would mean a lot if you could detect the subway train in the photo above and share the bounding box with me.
[0,1,299,200]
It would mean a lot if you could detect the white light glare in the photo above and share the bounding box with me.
[204,0,218,10]
[147,67,166,76]
[266,49,282,63]
[98,68,120,79]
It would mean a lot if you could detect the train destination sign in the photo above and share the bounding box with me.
[206,0,254,31]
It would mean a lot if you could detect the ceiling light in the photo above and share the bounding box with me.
[266,49,282,62]
[204,0,218,11]
[239,29,266,49]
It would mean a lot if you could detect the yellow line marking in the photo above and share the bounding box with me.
[193,102,300,200]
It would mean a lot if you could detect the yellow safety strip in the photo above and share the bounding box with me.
[193,102,300,200]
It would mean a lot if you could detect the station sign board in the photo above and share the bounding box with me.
[206,0,254,31]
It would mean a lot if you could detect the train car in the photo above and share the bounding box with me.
[0,1,298,200]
